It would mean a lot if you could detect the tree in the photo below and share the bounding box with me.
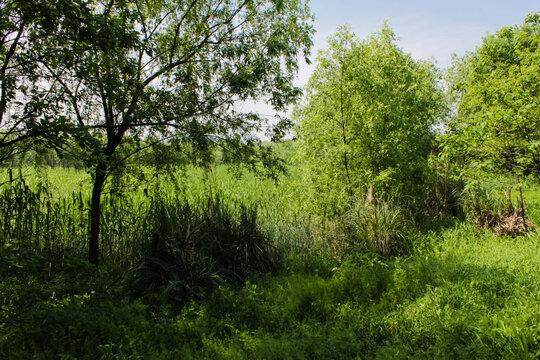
[444,13,540,221]
[295,25,446,215]
[445,13,540,179]
[0,0,61,161]
[26,0,313,265]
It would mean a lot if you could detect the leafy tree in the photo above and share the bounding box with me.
[0,0,61,160]
[296,25,446,215]
[0,0,103,165]
[444,13,540,223]
[26,0,313,265]
[444,13,540,181]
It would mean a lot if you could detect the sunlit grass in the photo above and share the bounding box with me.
[524,187,540,227]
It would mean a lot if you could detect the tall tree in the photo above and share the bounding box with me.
[30,0,313,265]
[296,25,446,215]
[444,12,540,180]
[444,13,540,222]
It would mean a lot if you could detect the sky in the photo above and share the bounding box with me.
[296,0,539,86]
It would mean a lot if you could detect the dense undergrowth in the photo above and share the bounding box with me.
[1,222,538,359]
[0,167,539,359]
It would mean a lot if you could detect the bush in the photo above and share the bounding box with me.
[125,195,276,302]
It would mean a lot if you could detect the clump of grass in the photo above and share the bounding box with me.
[460,185,508,225]
[459,184,536,236]
[125,195,276,301]
[420,170,465,220]
[344,198,410,256]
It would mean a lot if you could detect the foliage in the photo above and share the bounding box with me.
[296,25,447,215]
[419,158,465,220]
[1,157,540,359]
[0,164,310,265]
[344,198,410,255]
[1,222,539,359]
[444,12,540,180]
[0,172,152,264]
[524,185,540,227]
[9,0,313,264]
[0,0,75,160]
[460,183,508,222]
[3,7,540,358]
[125,195,275,302]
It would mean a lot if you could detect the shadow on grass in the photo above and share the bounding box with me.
[1,228,538,359]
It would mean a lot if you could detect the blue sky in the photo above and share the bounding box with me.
[295,0,539,85]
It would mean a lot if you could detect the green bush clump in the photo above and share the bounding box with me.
[125,195,276,302]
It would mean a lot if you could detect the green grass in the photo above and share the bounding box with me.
[0,166,539,359]
[1,221,538,359]
[524,187,540,227]
[0,165,308,263]
[0,164,304,221]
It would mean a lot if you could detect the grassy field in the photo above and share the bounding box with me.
[0,165,539,359]
[0,165,309,263]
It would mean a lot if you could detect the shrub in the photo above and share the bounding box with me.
[125,195,275,301]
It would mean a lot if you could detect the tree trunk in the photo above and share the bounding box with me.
[339,61,352,195]
[89,164,107,266]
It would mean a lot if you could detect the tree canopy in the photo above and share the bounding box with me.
[0,0,71,160]
[296,25,446,215]
[444,12,540,181]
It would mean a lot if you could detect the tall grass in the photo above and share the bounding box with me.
[0,173,150,264]
[0,177,88,252]
[0,165,314,267]
[460,184,508,223]
[345,198,410,255]
[125,195,276,301]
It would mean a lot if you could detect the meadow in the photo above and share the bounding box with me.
[0,163,539,359]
